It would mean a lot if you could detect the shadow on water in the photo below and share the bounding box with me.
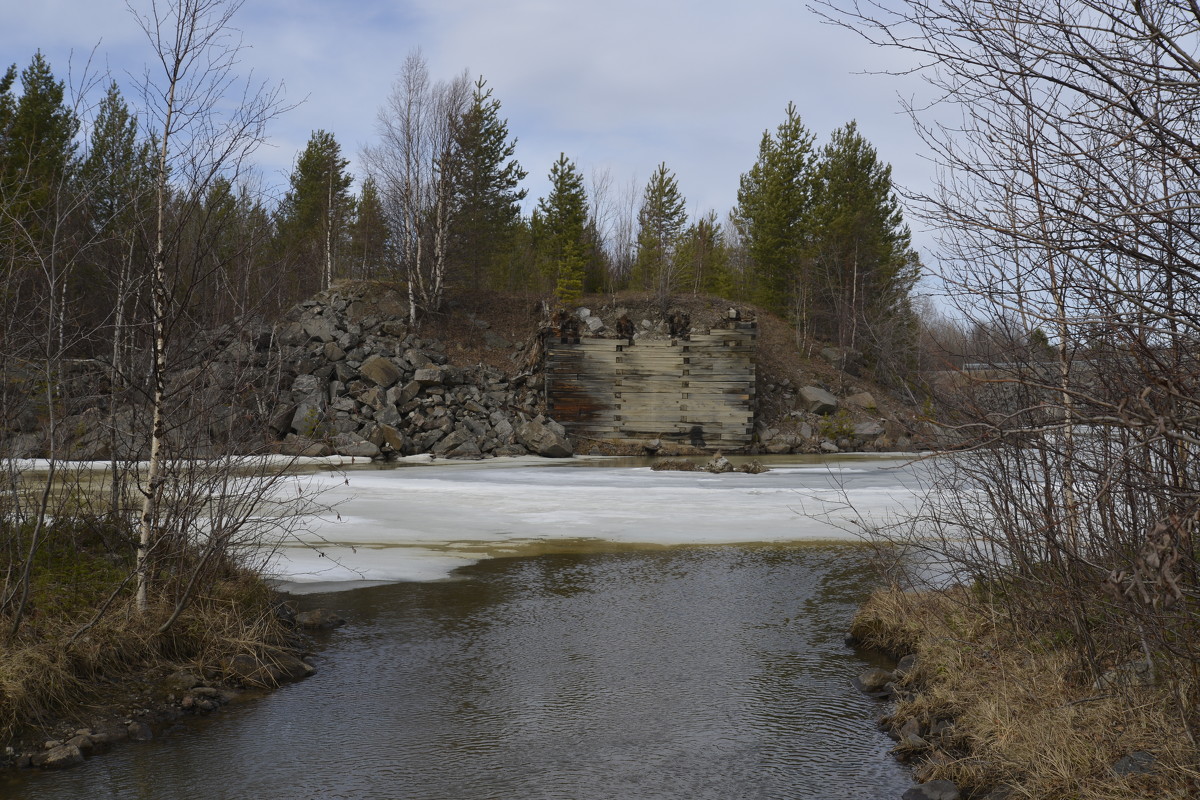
[4,544,912,800]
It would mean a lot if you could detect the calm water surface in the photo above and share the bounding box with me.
[5,543,911,799]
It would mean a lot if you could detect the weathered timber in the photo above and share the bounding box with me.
[545,324,757,449]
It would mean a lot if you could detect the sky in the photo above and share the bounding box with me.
[3,0,937,261]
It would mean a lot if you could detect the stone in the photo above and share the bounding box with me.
[853,421,886,439]
[844,391,878,410]
[515,417,573,458]
[295,608,346,629]
[162,669,203,693]
[1112,750,1156,776]
[40,744,83,769]
[359,355,403,388]
[853,667,894,694]
[127,721,153,742]
[483,330,511,349]
[301,316,337,343]
[894,654,917,677]
[413,367,444,386]
[820,440,840,453]
[902,779,960,800]
[1095,659,1156,690]
[800,386,839,415]
[323,341,347,362]
[331,433,381,459]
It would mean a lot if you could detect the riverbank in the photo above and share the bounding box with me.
[850,587,1199,799]
[0,562,330,772]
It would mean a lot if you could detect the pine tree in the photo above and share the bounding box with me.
[533,153,589,305]
[77,82,156,354]
[348,176,389,279]
[633,162,687,298]
[810,121,920,354]
[0,52,79,236]
[275,130,353,292]
[446,76,527,290]
[677,211,730,296]
[734,102,817,317]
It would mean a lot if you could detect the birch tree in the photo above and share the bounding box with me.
[363,51,469,323]
[128,0,287,613]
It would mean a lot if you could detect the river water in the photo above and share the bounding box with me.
[5,455,924,799]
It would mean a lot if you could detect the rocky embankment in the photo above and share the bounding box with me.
[267,288,570,460]
[10,285,930,461]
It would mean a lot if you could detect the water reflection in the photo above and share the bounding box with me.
[5,544,912,800]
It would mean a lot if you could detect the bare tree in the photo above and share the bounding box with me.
[825,0,1200,732]
[128,0,288,613]
[362,51,469,323]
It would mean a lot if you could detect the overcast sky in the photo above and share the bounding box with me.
[4,0,936,259]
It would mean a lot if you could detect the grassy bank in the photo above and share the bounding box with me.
[0,513,300,753]
[852,586,1200,799]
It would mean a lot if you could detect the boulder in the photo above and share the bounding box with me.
[844,391,878,410]
[39,744,83,769]
[800,386,839,415]
[902,780,960,800]
[413,367,444,386]
[359,355,403,388]
[853,667,895,694]
[301,316,337,343]
[295,608,346,629]
[515,417,573,458]
[1112,750,1156,776]
[853,421,886,439]
[331,433,381,459]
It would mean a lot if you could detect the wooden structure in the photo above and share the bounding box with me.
[545,323,757,450]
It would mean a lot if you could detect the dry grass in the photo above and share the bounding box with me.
[855,587,1200,799]
[0,569,288,745]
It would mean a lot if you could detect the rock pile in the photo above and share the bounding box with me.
[268,287,572,460]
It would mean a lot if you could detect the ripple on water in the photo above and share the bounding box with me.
[5,544,912,800]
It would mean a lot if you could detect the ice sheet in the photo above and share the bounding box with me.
[266,456,928,592]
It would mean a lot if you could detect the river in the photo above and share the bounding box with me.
[5,455,925,799]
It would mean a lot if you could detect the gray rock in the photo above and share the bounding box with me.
[1095,659,1156,690]
[800,386,839,415]
[323,341,347,362]
[844,391,878,410]
[853,421,886,439]
[1112,750,1156,776]
[40,744,83,769]
[902,780,960,800]
[854,667,894,694]
[295,608,346,629]
[301,316,337,343]
[390,380,421,407]
[359,354,403,388]
[413,367,444,386]
[515,417,573,458]
[127,721,153,742]
[331,433,381,459]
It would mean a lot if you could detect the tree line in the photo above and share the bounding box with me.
[0,47,920,371]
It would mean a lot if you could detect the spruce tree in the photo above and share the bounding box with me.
[275,130,353,292]
[810,121,919,354]
[1,52,79,235]
[533,153,589,305]
[446,77,527,290]
[634,162,687,298]
[734,102,817,317]
[677,211,730,296]
[348,176,389,279]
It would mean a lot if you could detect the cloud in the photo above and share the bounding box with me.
[2,0,935,248]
